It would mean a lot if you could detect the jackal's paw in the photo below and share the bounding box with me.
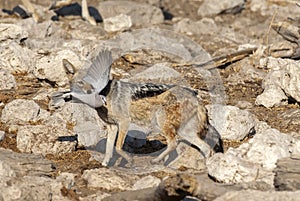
[101,158,110,167]
[150,157,161,164]
[205,149,215,158]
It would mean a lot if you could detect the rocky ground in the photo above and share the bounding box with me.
[0,0,300,200]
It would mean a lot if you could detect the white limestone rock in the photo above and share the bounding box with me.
[255,85,288,108]
[0,69,17,90]
[0,176,71,201]
[0,42,35,73]
[1,99,41,126]
[129,63,181,82]
[197,0,245,17]
[0,23,28,44]
[33,49,82,86]
[166,143,206,171]
[256,58,300,107]
[174,18,218,36]
[207,127,299,185]
[53,102,107,148]
[206,104,256,140]
[104,14,132,32]
[82,168,139,191]
[98,1,164,26]
[132,175,161,190]
[17,124,76,155]
[0,131,5,142]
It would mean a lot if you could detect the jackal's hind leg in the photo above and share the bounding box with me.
[102,124,118,166]
[151,128,177,164]
[178,120,214,158]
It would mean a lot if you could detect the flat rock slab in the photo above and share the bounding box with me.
[82,168,139,191]
[214,189,300,201]
[0,148,55,177]
[98,1,164,26]
[274,155,300,191]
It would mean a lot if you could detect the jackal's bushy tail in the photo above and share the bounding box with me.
[131,83,174,100]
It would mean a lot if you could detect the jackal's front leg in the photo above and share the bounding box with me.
[81,0,97,25]
[21,0,42,22]
[102,124,118,166]
[115,120,132,165]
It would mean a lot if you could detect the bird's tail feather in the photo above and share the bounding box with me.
[49,90,71,109]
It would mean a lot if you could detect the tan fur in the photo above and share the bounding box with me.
[101,83,213,166]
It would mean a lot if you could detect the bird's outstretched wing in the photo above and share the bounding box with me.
[83,49,113,93]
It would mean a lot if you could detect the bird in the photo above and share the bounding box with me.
[50,49,112,108]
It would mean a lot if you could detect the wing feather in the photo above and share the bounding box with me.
[83,49,113,93]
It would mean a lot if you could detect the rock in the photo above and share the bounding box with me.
[0,175,71,201]
[33,49,82,86]
[226,58,267,84]
[274,155,300,191]
[104,14,132,33]
[206,104,256,141]
[0,69,16,90]
[82,168,139,191]
[255,85,288,108]
[53,102,107,148]
[207,127,299,185]
[259,57,291,71]
[166,143,206,171]
[0,23,28,44]
[16,19,64,39]
[235,101,253,109]
[98,1,164,26]
[207,151,266,184]
[56,172,76,189]
[80,192,111,201]
[245,128,296,170]
[0,148,55,177]
[174,18,218,36]
[17,124,76,155]
[256,57,300,107]
[98,28,211,63]
[197,0,245,17]
[129,63,181,82]
[278,109,300,128]
[279,61,300,102]
[0,131,5,141]
[125,125,147,150]
[132,175,161,190]
[0,42,35,73]
[214,190,300,201]
[1,99,41,126]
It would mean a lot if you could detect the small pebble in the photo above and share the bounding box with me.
[0,131,5,141]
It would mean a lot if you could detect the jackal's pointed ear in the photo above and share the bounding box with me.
[62,59,76,75]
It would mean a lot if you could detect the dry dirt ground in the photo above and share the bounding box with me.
[0,0,299,199]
